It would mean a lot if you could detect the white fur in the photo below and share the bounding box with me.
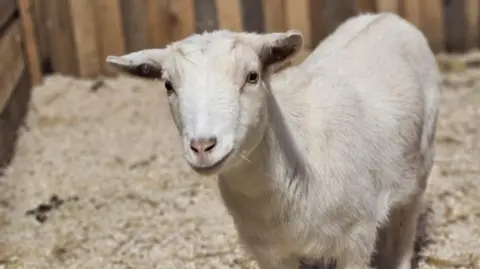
[106,12,440,269]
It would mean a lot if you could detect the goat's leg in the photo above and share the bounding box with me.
[248,247,299,269]
[371,192,425,269]
[335,221,378,269]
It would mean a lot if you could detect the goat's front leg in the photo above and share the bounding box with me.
[249,247,299,269]
[335,222,377,269]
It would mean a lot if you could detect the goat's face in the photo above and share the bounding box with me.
[106,30,303,175]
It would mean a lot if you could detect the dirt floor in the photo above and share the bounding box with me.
[0,51,479,269]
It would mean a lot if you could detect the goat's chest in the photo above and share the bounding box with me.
[219,183,337,257]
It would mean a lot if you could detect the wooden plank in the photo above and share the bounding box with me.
[241,0,265,32]
[356,0,377,13]
[0,0,16,32]
[17,0,43,85]
[215,0,243,31]
[420,0,444,53]
[43,0,78,76]
[92,0,126,75]
[194,0,218,33]
[402,0,422,29]
[263,0,286,32]
[320,0,356,43]
[285,0,311,48]
[170,0,196,41]
[146,0,171,48]
[376,0,399,14]
[0,21,25,112]
[69,0,101,77]
[444,0,467,52]
[466,0,480,49]
[309,0,325,48]
[0,69,30,170]
[31,0,49,64]
[121,0,150,52]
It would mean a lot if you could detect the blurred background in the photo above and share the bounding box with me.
[5,0,479,80]
[0,1,479,269]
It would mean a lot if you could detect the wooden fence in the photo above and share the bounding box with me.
[0,0,38,170]
[20,0,480,79]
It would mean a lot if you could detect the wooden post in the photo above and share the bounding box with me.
[263,0,286,32]
[195,0,218,33]
[402,0,422,29]
[420,0,444,53]
[285,0,311,48]
[444,0,467,52]
[69,0,101,77]
[376,0,399,14]
[169,0,196,41]
[121,0,150,52]
[215,0,243,32]
[147,0,171,48]
[92,0,126,75]
[0,21,26,111]
[43,0,79,76]
[17,0,43,85]
[356,0,376,13]
[240,0,265,32]
[466,0,479,50]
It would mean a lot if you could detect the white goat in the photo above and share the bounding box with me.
[305,13,384,65]
[106,12,440,269]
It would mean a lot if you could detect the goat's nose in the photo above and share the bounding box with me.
[190,137,217,154]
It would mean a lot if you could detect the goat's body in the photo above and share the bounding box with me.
[218,13,440,269]
[304,13,382,65]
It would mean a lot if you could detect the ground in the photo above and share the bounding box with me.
[0,51,479,269]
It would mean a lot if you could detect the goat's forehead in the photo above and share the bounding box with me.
[168,36,258,76]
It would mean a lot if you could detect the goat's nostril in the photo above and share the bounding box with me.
[189,137,217,154]
[190,144,199,153]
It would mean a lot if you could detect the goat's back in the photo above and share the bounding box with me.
[273,12,440,211]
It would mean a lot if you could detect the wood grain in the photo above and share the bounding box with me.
[43,0,78,76]
[466,0,479,49]
[121,0,149,52]
[170,0,196,41]
[0,0,16,32]
[92,0,126,75]
[17,0,43,85]
[0,21,25,112]
[263,0,286,32]
[420,0,444,52]
[309,0,325,48]
[146,0,171,48]
[31,0,49,64]
[241,0,265,32]
[285,0,311,48]
[356,0,377,13]
[215,0,243,31]
[194,0,218,33]
[69,0,100,77]
[320,0,356,44]
[403,0,422,29]
[0,69,30,169]
[444,0,467,52]
[376,0,399,13]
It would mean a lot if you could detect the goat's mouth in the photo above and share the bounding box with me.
[188,149,234,176]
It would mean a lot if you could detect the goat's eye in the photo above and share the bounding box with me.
[246,71,259,84]
[138,64,150,76]
[164,80,175,94]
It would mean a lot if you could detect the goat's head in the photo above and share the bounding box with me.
[106,30,303,175]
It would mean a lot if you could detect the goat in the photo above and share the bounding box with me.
[106,12,440,269]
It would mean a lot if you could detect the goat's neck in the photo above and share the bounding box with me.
[218,67,309,198]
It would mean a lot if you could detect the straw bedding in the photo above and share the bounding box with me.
[0,52,479,269]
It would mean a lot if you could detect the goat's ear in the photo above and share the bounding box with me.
[239,30,303,70]
[105,49,167,79]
